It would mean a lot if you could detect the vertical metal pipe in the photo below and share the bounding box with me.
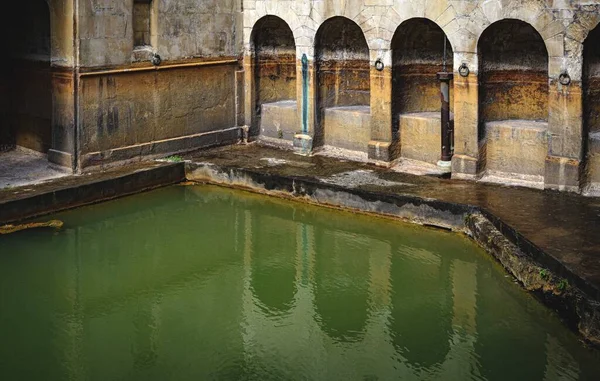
[302,54,309,135]
[438,72,453,163]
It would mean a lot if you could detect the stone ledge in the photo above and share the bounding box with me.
[0,162,185,225]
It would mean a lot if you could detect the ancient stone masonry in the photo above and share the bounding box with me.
[4,1,600,195]
[243,0,600,194]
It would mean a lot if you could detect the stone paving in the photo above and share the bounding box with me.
[0,148,70,189]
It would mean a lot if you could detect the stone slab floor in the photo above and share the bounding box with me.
[0,147,70,189]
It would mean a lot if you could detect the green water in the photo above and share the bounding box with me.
[1,185,599,381]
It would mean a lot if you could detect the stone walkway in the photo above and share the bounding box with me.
[186,143,600,300]
[0,148,70,189]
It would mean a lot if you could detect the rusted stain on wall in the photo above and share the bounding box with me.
[81,63,237,154]
[479,20,549,123]
[252,16,297,128]
[392,18,454,116]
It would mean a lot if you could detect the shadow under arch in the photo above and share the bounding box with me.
[1,0,52,152]
[391,17,454,165]
[314,16,370,151]
[583,23,600,190]
[249,15,297,138]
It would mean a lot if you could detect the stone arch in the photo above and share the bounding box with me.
[477,19,549,185]
[583,23,600,194]
[314,16,371,153]
[391,17,454,165]
[1,0,52,153]
[249,15,298,140]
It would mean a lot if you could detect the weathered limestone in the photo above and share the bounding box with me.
[482,120,549,186]
[399,113,448,165]
[5,0,600,194]
[260,101,299,142]
[323,106,371,153]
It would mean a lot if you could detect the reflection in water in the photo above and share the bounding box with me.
[0,185,599,381]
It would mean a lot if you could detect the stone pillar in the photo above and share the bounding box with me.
[368,50,395,162]
[451,53,480,179]
[49,68,76,169]
[243,53,256,138]
[545,55,583,192]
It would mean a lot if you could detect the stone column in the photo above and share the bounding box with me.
[47,0,77,170]
[243,53,256,139]
[544,53,583,192]
[368,50,395,162]
[451,53,480,179]
[49,67,77,169]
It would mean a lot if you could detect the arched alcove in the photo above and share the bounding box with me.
[1,1,52,153]
[251,16,297,141]
[478,20,549,185]
[391,18,454,165]
[315,17,371,153]
[583,24,600,193]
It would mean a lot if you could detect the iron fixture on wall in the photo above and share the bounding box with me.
[374,59,384,71]
[459,63,470,77]
[559,71,571,86]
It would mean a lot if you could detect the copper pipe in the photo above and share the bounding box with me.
[79,59,238,77]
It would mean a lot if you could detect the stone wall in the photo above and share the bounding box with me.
[12,0,600,194]
[71,0,244,168]
[242,0,600,193]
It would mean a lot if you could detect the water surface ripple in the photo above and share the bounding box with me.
[0,185,598,380]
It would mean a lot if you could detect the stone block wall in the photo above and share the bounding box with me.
[242,0,600,194]
[14,0,600,194]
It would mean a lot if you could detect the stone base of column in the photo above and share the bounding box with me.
[293,134,313,155]
[451,154,479,180]
[544,156,581,193]
[48,149,73,169]
[368,140,396,162]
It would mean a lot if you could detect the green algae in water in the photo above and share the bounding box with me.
[0,185,599,381]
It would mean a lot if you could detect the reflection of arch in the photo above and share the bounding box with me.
[250,215,298,315]
[314,17,370,152]
[474,263,547,380]
[477,19,549,182]
[391,18,454,165]
[250,16,297,139]
[1,1,52,152]
[583,24,600,191]
[389,251,453,368]
[313,229,370,343]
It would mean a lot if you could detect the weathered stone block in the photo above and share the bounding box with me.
[484,120,549,178]
[323,105,371,153]
[260,100,299,141]
[451,154,479,178]
[544,155,581,192]
[584,132,600,195]
[399,112,447,165]
[368,140,394,162]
